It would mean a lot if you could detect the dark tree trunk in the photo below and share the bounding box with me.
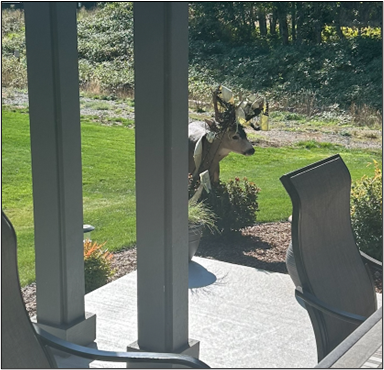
[296,1,303,44]
[270,8,278,35]
[291,2,296,43]
[313,2,323,44]
[258,9,267,36]
[276,3,289,45]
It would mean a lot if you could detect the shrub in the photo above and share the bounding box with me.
[1,55,27,88]
[200,177,260,234]
[1,8,25,38]
[77,2,134,64]
[350,160,382,261]
[84,239,115,293]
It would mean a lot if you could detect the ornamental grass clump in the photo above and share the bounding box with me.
[84,239,115,293]
[350,160,382,261]
[188,200,218,234]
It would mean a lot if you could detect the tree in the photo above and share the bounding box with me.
[313,2,322,44]
[275,2,289,45]
[258,7,267,37]
[269,6,278,36]
[333,2,345,40]
[296,1,304,44]
[291,2,297,43]
[189,1,382,46]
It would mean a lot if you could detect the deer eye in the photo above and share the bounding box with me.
[232,134,239,140]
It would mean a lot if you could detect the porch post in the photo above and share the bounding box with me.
[130,1,199,361]
[24,2,96,345]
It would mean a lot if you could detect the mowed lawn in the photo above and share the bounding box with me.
[220,145,381,222]
[2,109,136,286]
[2,108,381,286]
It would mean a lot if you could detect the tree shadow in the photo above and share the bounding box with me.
[196,232,289,274]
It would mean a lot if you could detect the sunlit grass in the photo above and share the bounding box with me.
[2,108,137,286]
[219,146,381,222]
[2,107,381,285]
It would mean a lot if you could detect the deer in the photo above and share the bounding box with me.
[188,119,255,184]
[188,85,267,184]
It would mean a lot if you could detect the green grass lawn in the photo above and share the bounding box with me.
[2,107,381,286]
[219,146,381,222]
[2,109,137,286]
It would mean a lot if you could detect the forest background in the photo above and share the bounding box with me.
[2,1,383,116]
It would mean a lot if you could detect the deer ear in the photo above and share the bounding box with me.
[204,119,217,130]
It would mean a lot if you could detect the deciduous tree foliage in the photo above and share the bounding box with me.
[189,2,382,45]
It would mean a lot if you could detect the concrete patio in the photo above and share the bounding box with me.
[53,256,381,368]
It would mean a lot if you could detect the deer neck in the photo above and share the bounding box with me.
[203,138,229,167]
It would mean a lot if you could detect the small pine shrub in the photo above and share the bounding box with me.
[200,177,260,234]
[350,160,382,261]
[84,240,115,293]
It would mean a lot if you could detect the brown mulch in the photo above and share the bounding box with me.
[197,222,291,273]
[21,221,382,318]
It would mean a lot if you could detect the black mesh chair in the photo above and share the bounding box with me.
[1,211,209,368]
[280,154,381,362]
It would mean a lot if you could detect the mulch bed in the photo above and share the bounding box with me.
[197,222,291,273]
[197,222,383,293]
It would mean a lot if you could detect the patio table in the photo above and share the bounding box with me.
[316,307,382,368]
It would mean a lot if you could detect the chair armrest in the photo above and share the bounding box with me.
[295,287,367,325]
[360,250,382,272]
[315,308,382,368]
[34,324,210,368]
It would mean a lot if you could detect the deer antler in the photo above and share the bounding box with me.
[213,85,236,129]
[212,85,269,131]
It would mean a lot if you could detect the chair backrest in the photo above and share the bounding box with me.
[1,211,56,368]
[280,154,377,361]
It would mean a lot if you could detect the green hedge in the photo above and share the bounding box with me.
[351,160,382,261]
